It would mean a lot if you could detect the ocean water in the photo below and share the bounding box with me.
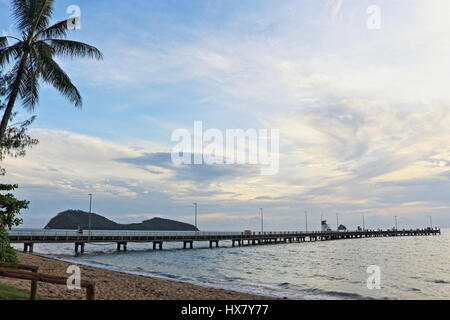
[12,229,450,300]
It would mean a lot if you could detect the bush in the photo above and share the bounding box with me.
[0,183,28,263]
[0,227,18,263]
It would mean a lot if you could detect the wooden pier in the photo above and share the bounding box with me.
[9,228,441,254]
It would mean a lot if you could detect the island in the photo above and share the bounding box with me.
[44,210,199,231]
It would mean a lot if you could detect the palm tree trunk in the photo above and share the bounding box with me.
[0,54,28,144]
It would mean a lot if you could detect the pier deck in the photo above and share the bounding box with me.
[9,228,441,254]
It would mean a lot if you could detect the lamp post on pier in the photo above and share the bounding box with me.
[193,203,198,229]
[305,211,308,232]
[260,208,264,234]
[88,193,92,238]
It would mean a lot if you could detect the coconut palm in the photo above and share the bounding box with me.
[0,0,103,143]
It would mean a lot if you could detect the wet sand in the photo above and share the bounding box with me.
[0,252,276,300]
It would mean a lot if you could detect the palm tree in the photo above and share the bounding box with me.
[0,0,103,143]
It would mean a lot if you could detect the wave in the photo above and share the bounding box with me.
[301,288,377,300]
[430,279,450,284]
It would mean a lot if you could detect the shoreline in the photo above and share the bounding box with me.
[39,253,303,300]
[0,252,278,300]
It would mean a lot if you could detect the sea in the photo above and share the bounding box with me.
[11,229,450,300]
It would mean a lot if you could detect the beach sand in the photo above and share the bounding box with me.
[0,252,275,300]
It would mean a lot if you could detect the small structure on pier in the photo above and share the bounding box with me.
[321,220,332,232]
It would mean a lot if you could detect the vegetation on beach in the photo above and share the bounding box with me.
[0,228,19,263]
[0,282,32,300]
[0,184,29,230]
[0,184,29,263]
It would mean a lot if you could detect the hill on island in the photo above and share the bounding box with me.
[44,210,199,231]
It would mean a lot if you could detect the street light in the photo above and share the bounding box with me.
[395,216,398,230]
[260,208,264,233]
[193,203,198,228]
[336,213,339,230]
[320,212,323,231]
[305,211,308,232]
[428,216,433,229]
[363,214,365,231]
[88,193,92,237]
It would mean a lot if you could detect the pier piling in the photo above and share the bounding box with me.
[209,240,219,248]
[75,242,85,254]
[23,243,34,253]
[117,242,127,252]
[183,241,193,249]
[153,241,163,250]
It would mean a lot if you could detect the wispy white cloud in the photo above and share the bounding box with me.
[3,0,450,229]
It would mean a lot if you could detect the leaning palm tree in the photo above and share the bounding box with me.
[0,0,103,143]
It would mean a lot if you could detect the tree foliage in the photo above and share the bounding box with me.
[0,0,103,143]
[0,227,19,263]
[0,184,29,230]
[1,71,34,263]
[0,184,28,263]
[1,72,39,175]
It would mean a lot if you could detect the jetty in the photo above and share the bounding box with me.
[8,228,441,254]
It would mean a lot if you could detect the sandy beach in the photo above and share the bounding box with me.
[0,252,275,300]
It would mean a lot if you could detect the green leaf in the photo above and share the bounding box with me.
[47,39,103,60]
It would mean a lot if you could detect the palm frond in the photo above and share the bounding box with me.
[11,0,33,31]
[0,37,9,49]
[0,42,23,67]
[46,39,103,60]
[34,40,54,57]
[12,0,54,33]
[32,0,54,33]
[35,19,71,40]
[5,55,27,101]
[38,46,82,107]
[19,54,40,109]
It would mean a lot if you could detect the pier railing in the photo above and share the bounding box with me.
[8,228,441,254]
[9,228,441,240]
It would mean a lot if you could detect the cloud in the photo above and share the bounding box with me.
[3,1,450,228]
[3,129,155,199]
[117,152,261,185]
[2,129,263,204]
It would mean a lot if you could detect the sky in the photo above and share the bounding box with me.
[1,0,450,230]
